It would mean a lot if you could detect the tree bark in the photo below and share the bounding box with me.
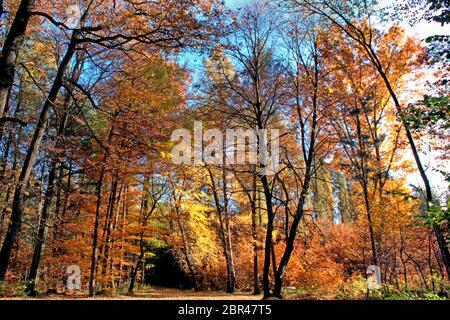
[176,208,198,290]
[0,0,36,118]
[101,174,119,280]
[206,166,236,293]
[128,233,144,294]
[24,158,57,295]
[272,174,311,298]
[88,162,105,297]
[0,122,22,239]
[222,167,236,293]
[88,126,113,297]
[261,174,275,298]
[251,176,260,295]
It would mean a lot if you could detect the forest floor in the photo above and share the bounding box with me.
[0,287,272,300]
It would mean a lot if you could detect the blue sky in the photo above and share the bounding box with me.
[180,0,449,83]
[225,0,450,39]
[225,0,249,8]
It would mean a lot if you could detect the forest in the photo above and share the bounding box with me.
[0,0,449,300]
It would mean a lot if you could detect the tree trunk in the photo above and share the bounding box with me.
[24,159,57,295]
[129,175,150,294]
[206,166,236,293]
[271,241,277,278]
[53,161,72,246]
[88,164,105,297]
[0,0,36,117]
[0,124,22,239]
[176,210,198,290]
[261,174,275,298]
[88,126,113,297]
[363,181,379,267]
[222,167,236,293]
[355,109,379,267]
[272,175,311,298]
[128,234,144,294]
[251,177,260,295]
[101,174,119,280]
[0,93,23,223]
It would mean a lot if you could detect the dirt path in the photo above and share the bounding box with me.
[1,287,265,300]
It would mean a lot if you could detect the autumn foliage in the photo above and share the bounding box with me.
[0,0,448,300]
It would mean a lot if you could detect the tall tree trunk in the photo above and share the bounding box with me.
[0,124,22,239]
[272,174,311,298]
[53,161,72,246]
[88,127,113,297]
[271,241,277,278]
[251,176,260,295]
[176,208,198,290]
[0,132,13,227]
[272,79,319,297]
[129,174,158,294]
[261,174,275,298]
[101,174,119,281]
[24,158,57,295]
[88,163,105,297]
[0,131,12,176]
[362,181,379,266]
[0,32,78,281]
[128,233,144,294]
[0,91,22,192]
[355,110,379,267]
[0,0,36,117]
[206,166,235,293]
[222,167,236,293]
[53,165,63,244]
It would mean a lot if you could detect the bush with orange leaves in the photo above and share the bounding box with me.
[274,220,370,295]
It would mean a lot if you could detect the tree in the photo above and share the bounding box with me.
[270,16,337,297]
[202,1,287,297]
[205,164,237,293]
[288,0,450,281]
